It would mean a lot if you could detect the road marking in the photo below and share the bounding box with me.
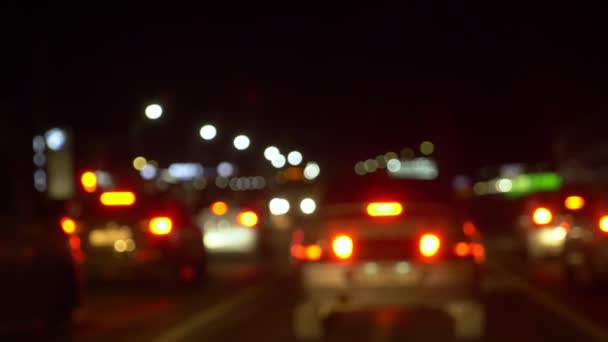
[491,263,608,341]
[154,281,273,342]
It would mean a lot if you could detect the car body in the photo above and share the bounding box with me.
[0,217,80,339]
[289,201,485,340]
[64,191,207,284]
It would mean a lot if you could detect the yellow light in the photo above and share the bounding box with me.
[237,211,258,227]
[600,216,608,233]
[306,245,322,261]
[100,191,136,206]
[533,207,552,225]
[211,201,228,216]
[419,234,441,257]
[149,217,172,235]
[564,196,585,210]
[60,217,76,234]
[453,242,470,257]
[332,235,353,260]
[366,202,403,217]
[81,171,97,193]
[133,156,147,171]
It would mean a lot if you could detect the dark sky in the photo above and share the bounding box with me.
[8,5,608,179]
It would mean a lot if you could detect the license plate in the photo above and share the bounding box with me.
[352,262,420,286]
[89,226,132,247]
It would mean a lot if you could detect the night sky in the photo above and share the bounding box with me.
[8,5,608,181]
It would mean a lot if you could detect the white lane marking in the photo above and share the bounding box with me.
[491,263,608,341]
[154,281,273,342]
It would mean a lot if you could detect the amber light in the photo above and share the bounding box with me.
[81,171,97,193]
[60,217,76,234]
[366,202,403,217]
[291,244,322,261]
[533,207,553,225]
[453,242,471,257]
[149,217,173,235]
[100,192,136,206]
[237,211,258,227]
[564,196,585,210]
[211,201,228,216]
[332,235,354,260]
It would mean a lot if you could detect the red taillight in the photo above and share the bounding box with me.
[366,202,403,217]
[332,235,353,260]
[452,241,485,263]
[149,217,173,235]
[60,217,76,234]
[291,244,322,261]
[453,242,470,257]
[419,234,441,258]
[533,207,552,225]
[237,211,258,227]
[599,216,608,233]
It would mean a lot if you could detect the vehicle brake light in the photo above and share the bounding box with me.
[100,191,136,206]
[237,211,258,227]
[81,171,97,193]
[149,217,173,235]
[419,234,441,257]
[453,242,470,257]
[533,207,552,225]
[60,217,76,234]
[366,202,403,217]
[599,216,608,233]
[332,235,353,260]
[291,244,322,261]
[211,201,228,216]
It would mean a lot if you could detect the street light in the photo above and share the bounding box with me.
[145,104,163,120]
[233,135,250,150]
[303,162,320,180]
[199,124,217,140]
[287,151,303,166]
[264,146,280,161]
[271,154,286,168]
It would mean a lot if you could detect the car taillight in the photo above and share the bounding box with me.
[291,244,322,261]
[533,207,552,225]
[100,191,136,206]
[60,217,76,234]
[453,242,470,257]
[419,234,441,258]
[149,217,173,235]
[366,202,403,217]
[564,196,585,210]
[237,211,258,227]
[599,216,608,233]
[452,241,485,263]
[332,235,353,260]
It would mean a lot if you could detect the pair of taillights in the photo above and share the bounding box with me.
[60,216,174,236]
[291,234,484,263]
[532,207,608,233]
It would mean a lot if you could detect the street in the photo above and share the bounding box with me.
[63,243,608,342]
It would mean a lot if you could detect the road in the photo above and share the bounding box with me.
[62,248,608,341]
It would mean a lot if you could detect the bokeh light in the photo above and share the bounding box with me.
[303,162,320,179]
[199,124,217,140]
[269,198,290,215]
[133,156,147,171]
[145,104,163,120]
[264,146,280,161]
[233,135,250,150]
[287,151,303,166]
[272,154,287,168]
[420,141,435,155]
[300,198,316,214]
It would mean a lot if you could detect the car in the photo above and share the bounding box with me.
[63,191,207,285]
[0,217,80,339]
[560,192,608,286]
[289,201,485,340]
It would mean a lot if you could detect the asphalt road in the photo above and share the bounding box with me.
[61,253,608,342]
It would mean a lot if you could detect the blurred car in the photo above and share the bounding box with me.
[0,217,79,339]
[197,200,264,258]
[560,192,608,286]
[64,191,207,284]
[289,201,485,340]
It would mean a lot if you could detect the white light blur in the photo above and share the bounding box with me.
[303,162,320,180]
[269,198,290,215]
[45,128,67,151]
[496,178,513,193]
[215,177,229,189]
[199,124,217,140]
[229,178,239,191]
[287,151,303,166]
[386,159,401,172]
[33,153,46,167]
[233,135,250,150]
[140,164,157,180]
[168,163,203,180]
[272,154,287,168]
[252,176,266,189]
[33,135,45,152]
[145,104,163,120]
[300,198,316,214]
[34,169,46,182]
[114,239,127,252]
[217,162,234,178]
[264,146,280,161]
